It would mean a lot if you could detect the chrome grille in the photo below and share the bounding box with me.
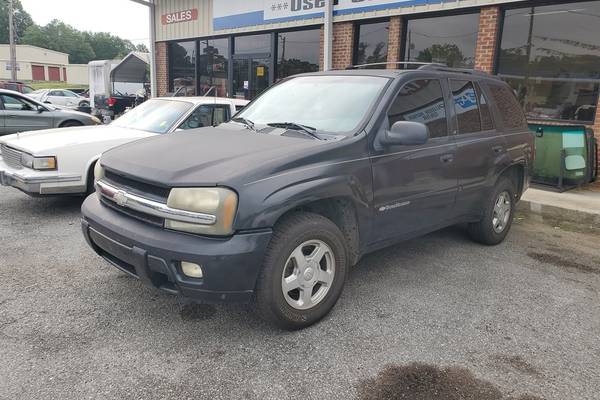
[0,144,23,169]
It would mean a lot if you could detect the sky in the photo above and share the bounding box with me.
[20,0,150,47]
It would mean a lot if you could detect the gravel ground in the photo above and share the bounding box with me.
[1,186,599,400]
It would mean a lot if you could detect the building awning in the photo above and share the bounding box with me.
[110,51,150,83]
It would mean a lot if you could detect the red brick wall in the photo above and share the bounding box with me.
[474,6,501,73]
[155,41,169,97]
[331,21,355,70]
[386,16,403,69]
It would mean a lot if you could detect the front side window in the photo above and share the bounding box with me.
[355,21,389,67]
[405,13,479,68]
[179,104,231,130]
[0,94,37,111]
[450,80,481,135]
[237,75,390,134]
[277,29,320,80]
[497,2,600,123]
[169,41,197,96]
[63,90,79,98]
[388,79,448,139]
[111,99,193,134]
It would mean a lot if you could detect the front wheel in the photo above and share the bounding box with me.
[255,212,348,330]
[468,177,516,245]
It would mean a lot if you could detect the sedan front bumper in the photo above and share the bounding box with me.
[0,159,83,196]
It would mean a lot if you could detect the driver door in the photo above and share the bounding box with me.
[0,93,54,134]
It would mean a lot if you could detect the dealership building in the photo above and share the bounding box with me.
[147,0,600,175]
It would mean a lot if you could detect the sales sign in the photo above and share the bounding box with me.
[161,9,198,25]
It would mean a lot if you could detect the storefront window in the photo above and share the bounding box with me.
[497,2,600,123]
[169,41,196,96]
[405,13,479,68]
[235,34,271,55]
[199,38,229,97]
[276,29,320,80]
[355,21,389,67]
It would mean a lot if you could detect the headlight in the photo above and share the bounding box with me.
[94,160,105,182]
[91,116,102,124]
[21,153,57,170]
[165,187,238,236]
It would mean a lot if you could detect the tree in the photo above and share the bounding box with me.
[84,32,137,60]
[135,43,149,53]
[22,20,95,64]
[0,0,34,44]
[416,44,466,68]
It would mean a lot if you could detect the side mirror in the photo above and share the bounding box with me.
[36,105,45,113]
[44,101,52,104]
[383,121,429,146]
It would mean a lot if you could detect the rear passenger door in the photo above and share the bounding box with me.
[450,79,507,217]
[370,78,458,242]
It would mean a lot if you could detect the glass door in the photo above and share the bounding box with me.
[250,58,270,99]
[232,58,250,100]
[232,57,271,100]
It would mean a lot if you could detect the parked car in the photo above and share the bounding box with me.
[0,89,100,136]
[29,89,90,110]
[0,81,35,95]
[81,66,534,329]
[0,96,248,196]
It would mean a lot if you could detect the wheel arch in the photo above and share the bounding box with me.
[497,162,526,199]
[59,119,84,128]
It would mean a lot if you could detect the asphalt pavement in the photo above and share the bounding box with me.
[1,186,599,400]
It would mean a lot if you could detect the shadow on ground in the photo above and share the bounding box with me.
[357,363,543,400]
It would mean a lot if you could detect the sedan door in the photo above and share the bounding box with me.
[0,93,54,134]
[45,90,67,106]
[176,104,232,130]
[370,78,458,243]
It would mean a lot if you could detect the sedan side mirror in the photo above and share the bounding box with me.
[36,105,45,113]
[383,121,429,146]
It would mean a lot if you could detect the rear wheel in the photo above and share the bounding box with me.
[468,177,516,245]
[255,212,348,330]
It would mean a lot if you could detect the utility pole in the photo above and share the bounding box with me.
[323,0,333,70]
[8,0,18,81]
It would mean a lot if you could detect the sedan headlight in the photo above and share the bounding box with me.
[21,153,57,170]
[94,160,105,182]
[91,116,102,124]
[165,188,238,236]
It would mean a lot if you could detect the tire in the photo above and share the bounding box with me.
[61,121,83,128]
[468,177,517,245]
[79,101,90,108]
[255,212,349,330]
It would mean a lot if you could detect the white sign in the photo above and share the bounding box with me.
[5,63,20,71]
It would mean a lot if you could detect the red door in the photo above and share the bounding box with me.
[32,65,45,81]
[48,66,60,81]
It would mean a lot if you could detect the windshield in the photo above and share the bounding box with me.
[236,75,389,134]
[111,99,193,134]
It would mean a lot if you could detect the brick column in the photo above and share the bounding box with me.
[386,16,403,69]
[474,6,501,73]
[155,41,169,97]
[331,21,355,70]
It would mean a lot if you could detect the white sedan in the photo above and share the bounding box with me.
[29,89,90,109]
[0,96,248,196]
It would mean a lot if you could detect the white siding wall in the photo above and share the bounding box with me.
[155,0,213,42]
[66,64,89,85]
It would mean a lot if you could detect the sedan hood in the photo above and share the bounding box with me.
[1,126,150,155]
[101,126,329,187]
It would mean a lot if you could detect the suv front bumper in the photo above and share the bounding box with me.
[81,195,272,303]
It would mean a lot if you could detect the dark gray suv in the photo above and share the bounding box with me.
[81,65,533,329]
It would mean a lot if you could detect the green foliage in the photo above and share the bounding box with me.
[0,0,34,43]
[416,44,467,68]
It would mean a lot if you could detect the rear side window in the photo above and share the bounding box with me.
[388,79,448,139]
[488,83,527,129]
[474,82,494,131]
[450,80,481,135]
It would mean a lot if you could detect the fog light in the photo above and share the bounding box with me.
[181,261,203,278]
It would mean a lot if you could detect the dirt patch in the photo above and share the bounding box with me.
[492,355,540,376]
[357,363,543,400]
[179,303,217,321]
[527,252,599,275]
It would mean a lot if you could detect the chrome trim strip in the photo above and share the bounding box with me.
[97,180,217,225]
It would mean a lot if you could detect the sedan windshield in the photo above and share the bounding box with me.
[111,99,193,134]
[236,75,389,134]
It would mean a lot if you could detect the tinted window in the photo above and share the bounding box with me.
[49,90,64,96]
[235,34,271,54]
[388,79,448,139]
[450,80,481,135]
[355,21,389,67]
[474,82,494,131]
[405,13,479,68]
[179,104,231,129]
[169,41,197,96]
[199,38,229,97]
[0,94,37,111]
[277,29,320,80]
[497,2,600,122]
[488,84,527,130]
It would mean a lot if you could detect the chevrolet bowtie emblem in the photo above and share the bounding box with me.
[113,190,128,207]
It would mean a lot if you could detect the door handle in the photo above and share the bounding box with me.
[492,145,504,154]
[440,154,454,164]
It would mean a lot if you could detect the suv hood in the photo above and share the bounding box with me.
[1,126,150,155]
[101,126,329,187]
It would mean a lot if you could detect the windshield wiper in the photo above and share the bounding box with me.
[231,117,257,132]
[267,122,323,140]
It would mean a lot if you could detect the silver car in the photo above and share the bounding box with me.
[0,89,101,136]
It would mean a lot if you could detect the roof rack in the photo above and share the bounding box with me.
[417,64,490,76]
[345,61,445,70]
